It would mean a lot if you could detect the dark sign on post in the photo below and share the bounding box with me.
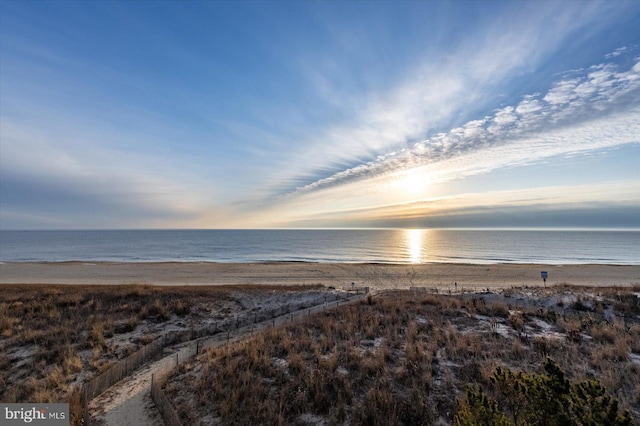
[541,271,548,287]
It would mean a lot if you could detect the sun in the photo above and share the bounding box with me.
[395,170,429,195]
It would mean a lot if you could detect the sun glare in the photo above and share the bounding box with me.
[395,170,430,196]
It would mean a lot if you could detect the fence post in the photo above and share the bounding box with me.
[82,385,91,426]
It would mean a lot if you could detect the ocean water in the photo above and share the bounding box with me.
[0,229,638,265]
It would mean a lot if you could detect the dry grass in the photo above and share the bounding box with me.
[165,287,640,425]
[0,283,324,425]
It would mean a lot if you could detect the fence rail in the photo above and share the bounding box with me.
[409,286,440,293]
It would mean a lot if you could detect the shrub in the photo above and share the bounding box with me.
[508,313,524,331]
[454,358,632,425]
[489,302,510,318]
[172,299,190,316]
[146,299,169,321]
[90,323,106,348]
[571,298,591,312]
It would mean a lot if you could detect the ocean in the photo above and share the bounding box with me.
[0,229,638,265]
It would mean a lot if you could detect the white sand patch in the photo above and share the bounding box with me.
[531,318,554,331]
[493,324,511,338]
[298,412,328,425]
[337,366,349,376]
[528,328,566,341]
[440,360,461,368]
[272,357,288,369]
[603,306,615,321]
[7,345,37,362]
[560,295,577,306]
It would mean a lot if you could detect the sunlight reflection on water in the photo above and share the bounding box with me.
[407,229,424,263]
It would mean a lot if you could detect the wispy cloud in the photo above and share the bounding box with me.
[263,1,624,192]
[0,114,217,228]
[285,58,640,198]
[605,45,636,59]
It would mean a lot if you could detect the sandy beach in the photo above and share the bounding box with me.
[1,262,638,289]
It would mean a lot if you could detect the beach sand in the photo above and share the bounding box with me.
[1,262,638,289]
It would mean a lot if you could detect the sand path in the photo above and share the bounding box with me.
[89,357,166,426]
[89,293,364,426]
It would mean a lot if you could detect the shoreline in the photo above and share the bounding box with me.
[1,261,639,289]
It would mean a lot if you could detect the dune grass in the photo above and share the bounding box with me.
[164,286,640,425]
[0,283,323,425]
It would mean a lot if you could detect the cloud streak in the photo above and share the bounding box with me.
[285,58,640,198]
[280,181,640,229]
[263,1,627,192]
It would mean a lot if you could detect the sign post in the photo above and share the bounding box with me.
[541,271,548,287]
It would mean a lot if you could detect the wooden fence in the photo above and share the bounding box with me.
[151,372,183,426]
[409,286,439,293]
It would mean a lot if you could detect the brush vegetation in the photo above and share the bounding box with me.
[0,283,322,425]
[456,358,632,425]
[164,285,640,425]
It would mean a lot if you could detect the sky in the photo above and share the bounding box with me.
[1,0,639,230]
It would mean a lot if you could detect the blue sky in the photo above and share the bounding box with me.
[1,0,639,229]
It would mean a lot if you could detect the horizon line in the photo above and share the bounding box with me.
[2,227,640,232]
